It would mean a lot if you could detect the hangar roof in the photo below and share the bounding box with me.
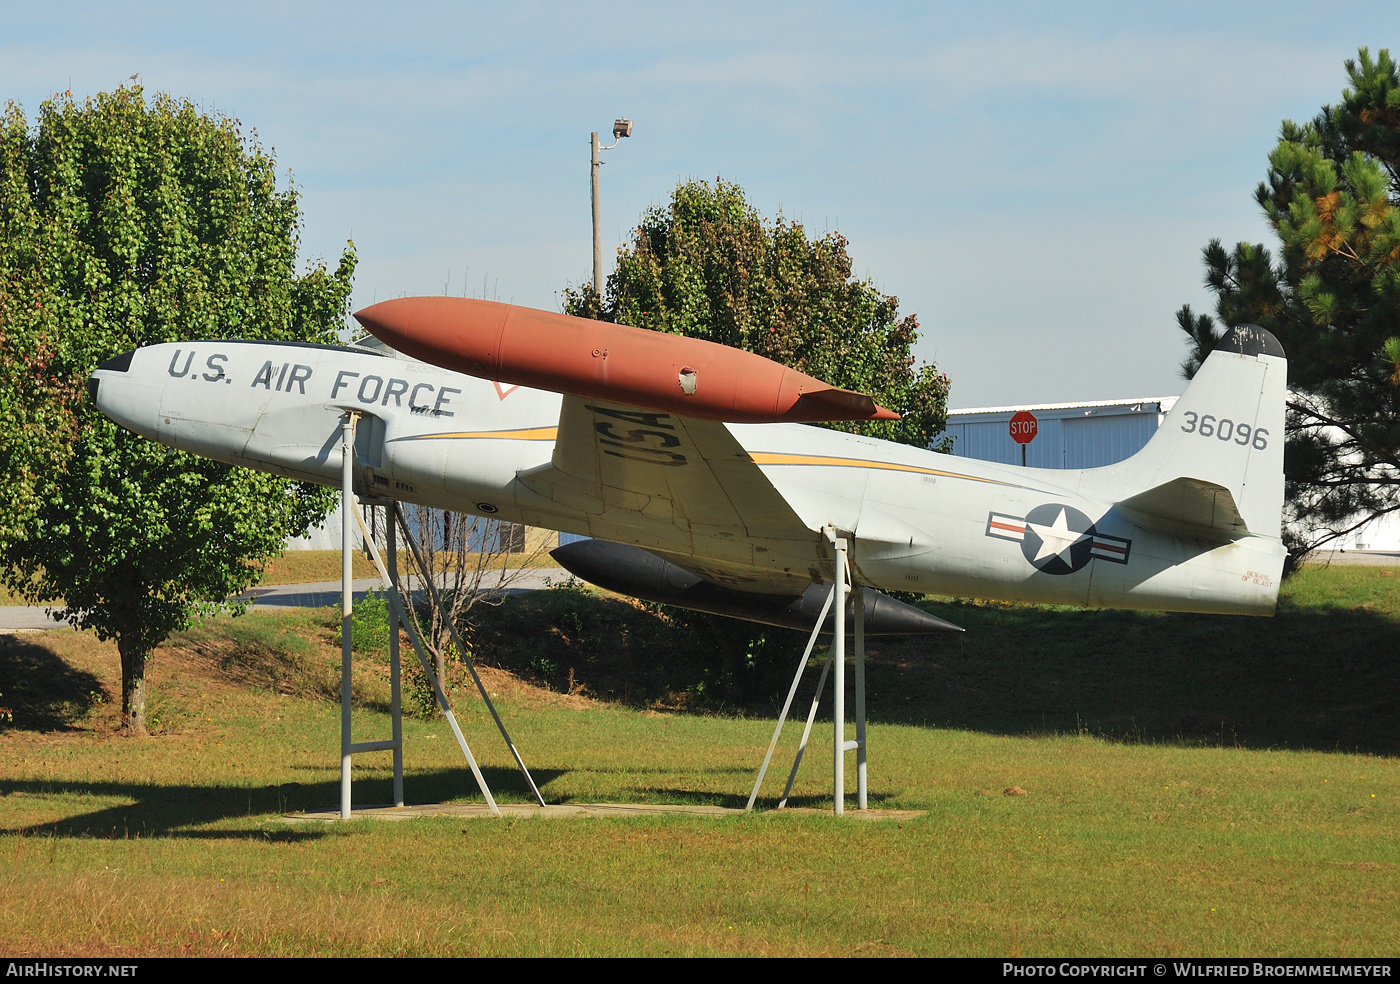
[948,396,1178,419]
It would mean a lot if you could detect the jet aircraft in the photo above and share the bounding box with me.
[89,298,1288,627]
[87,297,1290,816]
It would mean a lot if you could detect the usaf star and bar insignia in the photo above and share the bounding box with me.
[986,504,1131,575]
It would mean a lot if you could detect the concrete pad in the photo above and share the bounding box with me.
[284,802,925,822]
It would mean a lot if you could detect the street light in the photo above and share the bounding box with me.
[591,118,633,310]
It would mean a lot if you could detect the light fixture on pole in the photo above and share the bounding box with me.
[591,118,633,311]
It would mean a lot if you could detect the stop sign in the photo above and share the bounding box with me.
[1009,410,1038,445]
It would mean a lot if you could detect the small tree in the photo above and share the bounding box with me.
[390,505,550,707]
[564,178,951,449]
[0,88,356,732]
[1175,48,1400,556]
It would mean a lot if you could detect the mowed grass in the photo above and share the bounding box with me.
[0,565,1396,956]
[255,548,561,586]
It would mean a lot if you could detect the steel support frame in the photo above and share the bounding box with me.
[336,411,543,819]
[351,501,500,816]
[747,527,867,815]
[340,413,405,818]
[389,502,546,807]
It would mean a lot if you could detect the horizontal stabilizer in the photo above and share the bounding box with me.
[1119,477,1248,537]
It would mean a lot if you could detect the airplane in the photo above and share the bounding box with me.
[87,296,1287,815]
[88,297,1288,626]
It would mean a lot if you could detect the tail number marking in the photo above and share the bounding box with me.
[1180,412,1268,450]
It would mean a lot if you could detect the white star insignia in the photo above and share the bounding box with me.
[1026,507,1087,564]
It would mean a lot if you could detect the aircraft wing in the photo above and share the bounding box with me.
[516,396,819,590]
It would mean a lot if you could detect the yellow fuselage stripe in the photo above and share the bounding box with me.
[397,427,559,442]
[392,432,1014,487]
[748,452,1016,486]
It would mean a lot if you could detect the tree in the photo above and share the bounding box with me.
[564,178,952,449]
[390,505,551,710]
[1175,48,1400,557]
[562,179,951,699]
[0,87,356,732]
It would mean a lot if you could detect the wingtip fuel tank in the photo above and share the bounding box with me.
[353,296,900,424]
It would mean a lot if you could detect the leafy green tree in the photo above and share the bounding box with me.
[565,178,951,449]
[1175,48,1400,557]
[0,87,355,732]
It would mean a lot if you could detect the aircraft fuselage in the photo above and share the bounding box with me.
[92,338,1286,617]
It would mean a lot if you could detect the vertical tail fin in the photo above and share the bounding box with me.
[1108,325,1286,538]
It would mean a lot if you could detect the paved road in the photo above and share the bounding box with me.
[1305,550,1400,567]
[0,568,577,631]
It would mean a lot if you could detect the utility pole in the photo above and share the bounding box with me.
[590,118,633,311]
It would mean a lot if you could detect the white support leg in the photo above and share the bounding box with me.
[831,530,847,816]
[854,585,867,811]
[746,585,836,811]
[777,639,835,809]
[339,413,357,820]
[387,506,404,809]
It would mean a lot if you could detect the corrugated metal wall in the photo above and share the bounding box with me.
[1062,413,1161,468]
[939,399,1174,469]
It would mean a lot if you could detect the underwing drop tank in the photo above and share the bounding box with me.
[551,539,962,636]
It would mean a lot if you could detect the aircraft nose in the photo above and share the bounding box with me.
[87,349,136,406]
[89,349,162,441]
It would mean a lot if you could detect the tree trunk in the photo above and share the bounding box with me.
[117,638,149,735]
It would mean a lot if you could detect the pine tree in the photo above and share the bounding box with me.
[1175,48,1400,555]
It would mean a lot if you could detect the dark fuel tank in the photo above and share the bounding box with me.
[551,539,962,636]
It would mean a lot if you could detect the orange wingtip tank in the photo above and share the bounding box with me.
[353,297,900,424]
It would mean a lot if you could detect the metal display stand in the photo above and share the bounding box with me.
[335,410,867,819]
[335,411,544,819]
[746,527,868,815]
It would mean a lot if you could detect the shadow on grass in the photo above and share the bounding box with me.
[0,765,569,840]
[465,582,1400,757]
[859,597,1400,756]
[0,633,105,732]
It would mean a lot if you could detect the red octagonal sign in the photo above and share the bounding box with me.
[1009,410,1038,445]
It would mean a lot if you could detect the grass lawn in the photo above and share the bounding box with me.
[0,564,1395,956]
[255,548,562,586]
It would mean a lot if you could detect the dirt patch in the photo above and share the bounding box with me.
[463,662,597,711]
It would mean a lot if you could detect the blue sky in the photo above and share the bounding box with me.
[3,3,1392,407]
